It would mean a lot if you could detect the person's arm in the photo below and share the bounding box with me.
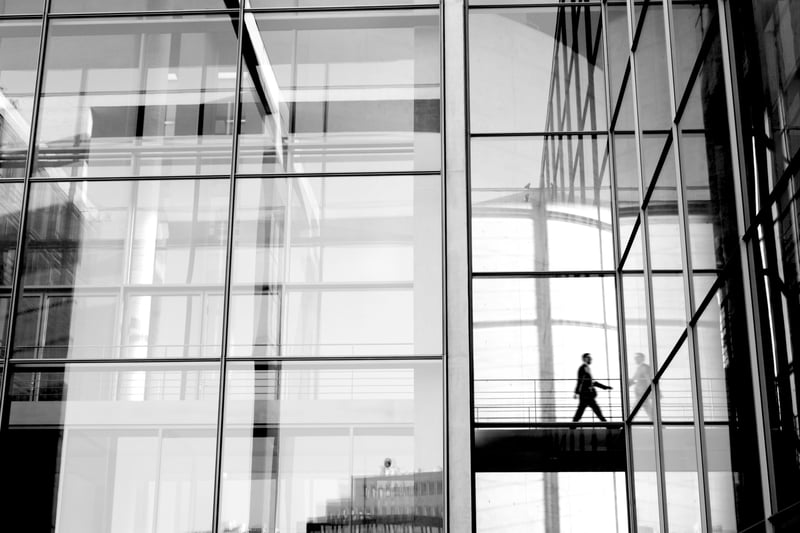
[593,381,613,390]
[574,366,584,397]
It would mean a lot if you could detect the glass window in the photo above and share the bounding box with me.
[14,179,229,359]
[0,19,42,178]
[219,360,443,533]
[662,424,703,533]
[472,276,620,423]
[645,147,683,271]
[4,362,220,533]
[651,274,686,365]
[634,3,672,131]
[51,0,237,11]
[476,472,628,533]
[248,0,436,6]
[469,6,606,133]
[34,15,240,178]
[670,1,716,101]
[229,175,441,357]
[695,288,730,422]
[237,10,440,174]
[606,5,630,112]
[630,409,661,533]
[658,342,693,422]
[0,183,23,351]
[471,136,613,272]
[705,424,739,533]
[623,275,651,417]
[0,0,44,14]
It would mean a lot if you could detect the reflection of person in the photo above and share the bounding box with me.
[572,353,613,422]
[629,352,654,419]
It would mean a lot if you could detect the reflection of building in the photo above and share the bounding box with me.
[0,1,799,533]
[307,471,443,532]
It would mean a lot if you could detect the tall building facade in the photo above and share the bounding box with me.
[0,1,797,533]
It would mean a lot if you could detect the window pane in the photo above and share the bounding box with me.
[229,175,441,357]
[651,274,686,365]
[237,10,440,174]
[658,342,693,422]
[476,472,628,533]
[5,362,220,533]
[248,0,436,6]
[472,276,620,423]
[0,19,42,178]
[614,134,639,257]
[35,16,239,178]
[631,410,661,533]
[219,360,443,533]
[0,183,23,351]
[662,424,703,533]
[671,1,716,101]
[0,0,44,14]
[645,147,683,271]
[14,180,229,359]
[471,136,613,272]
[469,6,606,133]
[51,0,237,11]
[634,3,671,131]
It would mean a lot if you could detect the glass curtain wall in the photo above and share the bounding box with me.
[731,0,800,531]
[468,1,626,531]
[615,1,764,533]
[0,2,444,533]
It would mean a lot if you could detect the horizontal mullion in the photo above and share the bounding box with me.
[471,130,608,138]
[244,4,440,14]
[472,270,615,278]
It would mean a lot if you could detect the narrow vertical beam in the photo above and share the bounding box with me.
[443,0,474,531]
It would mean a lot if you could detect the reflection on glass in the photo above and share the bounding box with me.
[0,183,23,351]
[51,0,236,11]
[705,425,737,533]
[645,149,683,271]
[476,472,628,533]
[651,274,686,365]
[471,136,613,272]
[14,180,229,359]
[229,175,441,357]
[606,5,630,111]
[237,11,440,174]
[219,360,443,533]
[35,16,239,178]
[662,425,703,533]
[614,134,639,256]
[0,0,43,14]
[472,276,620,423]
[0,19,42,178]
[249,0,436,6]
[631,410,660,533]
[695,290,730,422]
[470,6,606,133]
[679,34,737,273]
[671,1,716,100]
[658,343,694,422]
[623,275,650,417]
[5,362,220,533]
[634,3,671,131]
[622,223,644,271]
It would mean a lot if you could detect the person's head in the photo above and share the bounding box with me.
[634,352,645,364]
[582,353,592,364]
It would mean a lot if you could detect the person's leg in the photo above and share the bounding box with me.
[588,398,607,422]
[573,397,588,421]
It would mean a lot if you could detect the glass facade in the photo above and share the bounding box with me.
[0,1,799,532]
[0,2,443,533]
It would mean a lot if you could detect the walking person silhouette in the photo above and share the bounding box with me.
[572,352,613,422]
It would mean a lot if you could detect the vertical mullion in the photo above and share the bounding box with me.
[662,1,713,532]
[0,0,52,425]
[601,0,637,530]
[210,5,246,533]
[626,0,671,532]
[445,0,474,530]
